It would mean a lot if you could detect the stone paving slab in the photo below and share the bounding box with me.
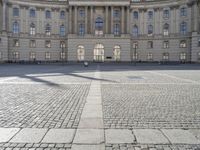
[133,129,170,144]
[71,144,105,150]
[78,118,104,129]
[105,129,135,144]
[0,128,20,142]
[10,128,47,143]
[42,129,75,143]
[73,129,104,144]
[162,129,200,144]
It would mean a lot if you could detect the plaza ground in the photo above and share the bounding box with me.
[0,63,200,150]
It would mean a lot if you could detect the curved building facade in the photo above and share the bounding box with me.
[0,0,200,63]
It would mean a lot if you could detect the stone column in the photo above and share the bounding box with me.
[121,6,125,34]
[69,6,72,34]
[85,6,88,34]
[106,6,109,34]
[127,6,130,34]
[111,6,113,34]
[2,0,7,31]
[90,6,93,34]
[193,2,198,32]
[74,6,77,34]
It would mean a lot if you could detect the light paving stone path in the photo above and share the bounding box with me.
[133,129,170,144]
[0,128,20,142]
[42,129,75,143]
[161,129,200,144]
[105,129,135,144]
[10,128,47,143]
[72,65,105,149]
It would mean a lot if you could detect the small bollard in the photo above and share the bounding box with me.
[84,61,89,67]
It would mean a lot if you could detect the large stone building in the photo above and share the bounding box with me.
[0,0,200,63]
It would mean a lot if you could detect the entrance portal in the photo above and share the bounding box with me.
[94,44,104,62]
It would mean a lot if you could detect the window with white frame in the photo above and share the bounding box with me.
[79,24,85,35]
[180,40,187,48]
[163,23,169,36]
[163,53,169,61]
[45,24,51,36]
[30,40,36,48]
[30,23,36,35]
[60,25,65,36]
[77,45,85,61]
[114,24,120,35]
[13,39,20,47]
[133,52,138,60]
[60,41,66,48]
[148,25,153,36]
[13,51,19,60]
[45,52,51,60]
[45,40,51,48]
[147,53,153,60]
[113,45,121,61]
[180,52,186,61]
[30,52,36,60]
[60,52,66,60]
[133,41,138,48]
[163,41,169,49]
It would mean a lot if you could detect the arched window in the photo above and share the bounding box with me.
[163,23,169,36]
[132,25,139,37]
[13,22,20,34]
[180,22,187,35]
[79,24,85,35]
[180,40,187,48]
[163,9,169,19]
[45,24,51,36]
[114,24,120,35]
[30,9,36,17]
[148,11,153,20]
[94,44,104,62]
[95,17,103,35]
[30,23,36,35]
[133,11,138,19]
[113,45,121,61]
[180,7,187,17]
[77,45,85,61]
[148,25,153,36]
[13,8,19,17]
[60,11,65,19]
[60,25,65,36]
[46,10,51,19]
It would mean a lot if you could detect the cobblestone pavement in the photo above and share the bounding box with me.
[101,65,200,129]
[1,64,200,150]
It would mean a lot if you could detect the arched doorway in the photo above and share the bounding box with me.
[113,45,121,61]
[94,44,104,62]
[77,45,85,61]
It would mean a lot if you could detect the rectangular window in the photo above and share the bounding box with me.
[30,52,36,60]
[45,40,51,48]
[147,53,153,60]
[60,41,66,48]
[45,52,51,60]
[147,41,153,49]
[180,52,186,61]
[13,39,20,47]
[163,41,169,49]
[13,8,19,17]
[60,52,65,59]
[163,53,169,61]
[30,40,36,48]
[198,39,200,47]
[79,10,85,17]
[13,51,19,59]
[180,40,187,48]
[133,42,138,48]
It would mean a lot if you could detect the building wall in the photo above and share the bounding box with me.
[0,0,199,63]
